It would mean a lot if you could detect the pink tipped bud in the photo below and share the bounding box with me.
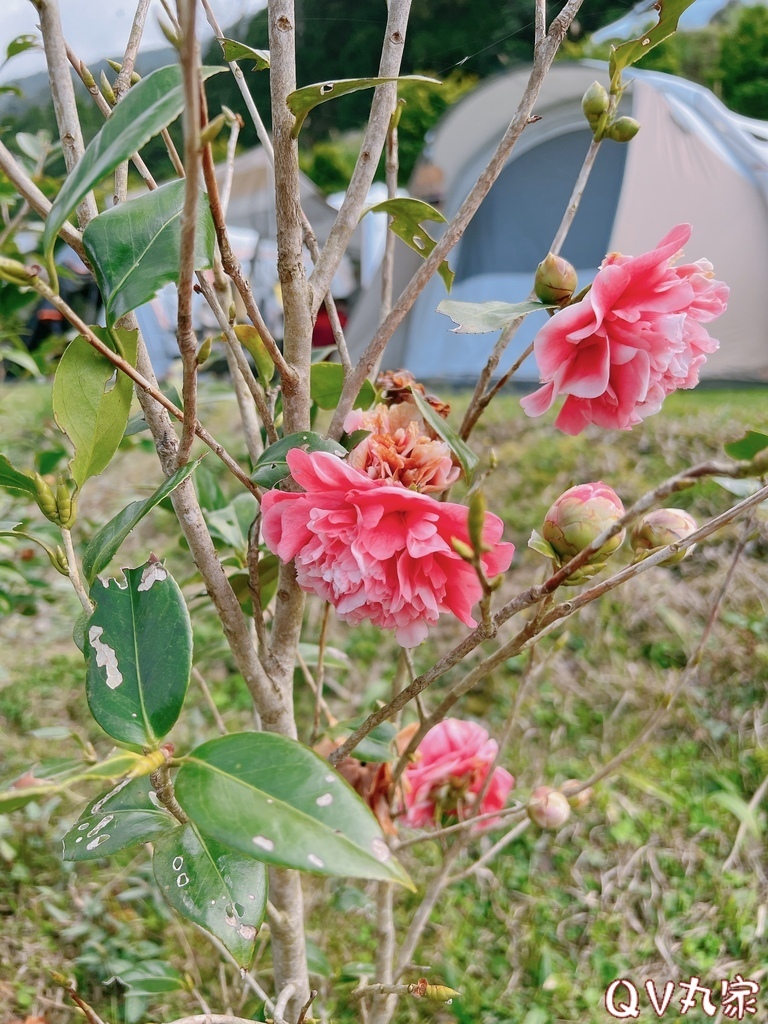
[534,253,578,306]
[631,508,697,566]
[560,779,594,809]
[542,482,625,563]
[528,787,571,829]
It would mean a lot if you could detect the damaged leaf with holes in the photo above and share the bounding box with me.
[153,822,268,968]
[61,775,176,861]
[364,197,454,290]
[174,732,413,887]
[86,558,193,747]
[287,74,440,137]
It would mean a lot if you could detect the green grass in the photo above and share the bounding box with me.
[1,382,768,1023]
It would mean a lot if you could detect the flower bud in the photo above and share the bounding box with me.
[606,116,640,143]
[560,779,594,809]
[631,508,697,566]
[542,482,625,563]
[528,786,571,829]
[581,81,609,123]
[534,253,578,306]
[100,70,116,106]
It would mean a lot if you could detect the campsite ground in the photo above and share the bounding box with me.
[1,380,767,1024]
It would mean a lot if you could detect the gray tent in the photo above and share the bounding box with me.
[346,63,768,381]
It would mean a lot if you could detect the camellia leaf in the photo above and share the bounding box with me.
[6,34,39,61]
[61,775,176,861]
[724,430,768,462]
[42,65,225,258]
[437,298,555,334]
[287,75,440,138]
[310,362,375,411]
[86,559,192,747]
[528,528,557,560]
[365,198,454,291]
[175,733,412,887]
[326,719,397,763]
[153,822,267,968]
[218,37,270,70]
[252,431,347,489]
[609,0,698,90]
[408,387,478,483]
[53,327,138,489]
[83,181,216,326]
[0,454,36,497]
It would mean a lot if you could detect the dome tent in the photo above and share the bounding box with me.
[345,62,768,382]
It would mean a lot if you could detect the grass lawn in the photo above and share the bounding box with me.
[1,380,767,1024]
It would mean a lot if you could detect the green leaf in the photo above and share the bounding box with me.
[298,642,350,672]
[6,34,39,61]
[0,345,42,376]
[61,775,176,861]
[205,492,259,562]
[408,387,478,483]
[83,181,216,326]
[175,733,412,887]
[115,961,184,996]
[724,430,768,462]
[365,198,454,291]
[42,65,224,258]
[310,362,375,411]
[0,454,36,497]
[153,822,267,968]
[52,327,139,489]
[437,298,555,334]
[218,37,270,70]
[252,431,347,489]
[287,75,440,138]
[82,458,202,584]
[86,559,192,747]
[0,85,22,98]
[609,0,698,90]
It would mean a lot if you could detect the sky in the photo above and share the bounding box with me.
[0,0,260,84]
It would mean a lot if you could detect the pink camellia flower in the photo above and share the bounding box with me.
[261,449,514,647]
[521,224,729,435]
[343,403,460,494]
[401,718,514,829]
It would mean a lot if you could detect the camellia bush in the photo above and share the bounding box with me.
[1,0,768,1022]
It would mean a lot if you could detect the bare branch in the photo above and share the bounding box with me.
[308,0,412,313]
[114,0,151,100]
[60,528,92,613]
[327,0,586,440]
[448,818,531,884]
[175,0,203,467]
[32,0,99,230]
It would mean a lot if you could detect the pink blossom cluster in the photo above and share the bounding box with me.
[521,224,729,435]
[261,449,514,648]
[401,718,514,829]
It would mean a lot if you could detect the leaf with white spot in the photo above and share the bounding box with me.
[287,75,440,138]
[252,431,347,489]
[86,559,192,747]
[364,198,454,291]
[61,775,176,861]
[153,822,267,968]
[175,733,412,887]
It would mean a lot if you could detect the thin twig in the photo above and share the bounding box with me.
[192,666,228,735]
[394,801,525,849]
[535,0,547,46]
[326,0,587,440]
[113,0,151,100]
[175,0,203,467]
[273,982,297,1024]
[723,773,768,872]
[311,603,331,745]
[296,990,318,1024]
[220,113,242,215]
[448,817,531,884]
[60,528,92,613]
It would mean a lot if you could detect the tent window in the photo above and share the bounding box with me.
[454,128,628,281]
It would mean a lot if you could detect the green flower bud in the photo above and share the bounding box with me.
[33,472,59,522]
[534,253,578,306]
[196,335,213,366]
[581,81,609,123]
[606,116,641,143]
[542,482,625,563]
[100,70,116,106]
[631,508,697,566]
[468,490,490,554]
